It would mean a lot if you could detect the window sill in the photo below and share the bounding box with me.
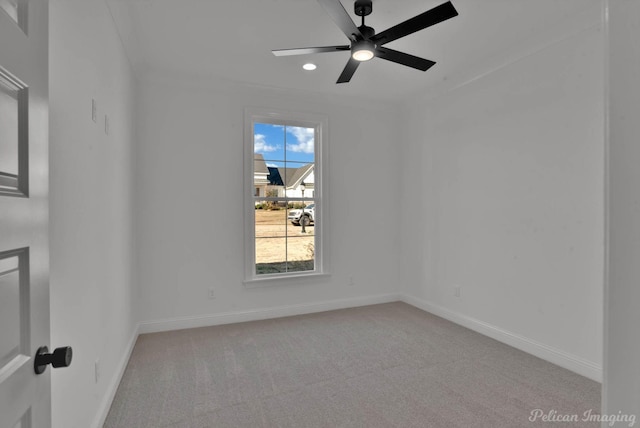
[243,271,331,288]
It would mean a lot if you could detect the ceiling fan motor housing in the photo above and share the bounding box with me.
[354,0,372,17]
[358,25,375,40]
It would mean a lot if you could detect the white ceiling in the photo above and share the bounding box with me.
[105,0,601,103]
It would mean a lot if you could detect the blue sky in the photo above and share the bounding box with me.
[254,123,315,167]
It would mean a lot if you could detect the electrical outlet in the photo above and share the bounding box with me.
[348,276,355,286]
[92,99,97,123]
[105,115,110,135]
[454,286,461,298]
[94,359,100,383]
[208,287,216,299]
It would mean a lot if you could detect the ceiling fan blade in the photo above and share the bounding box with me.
[371,1,458,46]
[272,45,351,56]
[316,0,363,41]
[376,47,436,71]
[337,57,360,83]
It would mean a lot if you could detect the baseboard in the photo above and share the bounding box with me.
[138,293,401,334]
[400,294,603,382]
[91,323,140,428]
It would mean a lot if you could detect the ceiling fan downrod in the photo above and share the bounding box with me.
[354,0,372,31]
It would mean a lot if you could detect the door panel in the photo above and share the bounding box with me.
[0,250,25,370]
[0,0,19,26]
[0,78,20,175]
[0,67,28,197]
[0,1,50,427]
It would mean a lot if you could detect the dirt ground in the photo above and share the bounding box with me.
[255,209,314,273]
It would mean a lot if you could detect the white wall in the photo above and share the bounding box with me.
[134,78,401,327]
[399,21,604,377]
[604,0,640,420]
[49,1,137,427]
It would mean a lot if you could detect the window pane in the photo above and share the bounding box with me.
[281,161,314,199]
[286,200,315,273]
[253,154,270,198]
[285,126,315,163]
[287,238,314,272]
[255,207,287,275]
[254,123,285,162]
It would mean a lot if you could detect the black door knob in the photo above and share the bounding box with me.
[34,346,73,375]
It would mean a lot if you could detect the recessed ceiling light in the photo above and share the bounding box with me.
[303,63,317,71]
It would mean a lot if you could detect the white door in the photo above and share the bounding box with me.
[0,1,52,427]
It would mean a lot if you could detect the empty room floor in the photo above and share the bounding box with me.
[104,302,600,427]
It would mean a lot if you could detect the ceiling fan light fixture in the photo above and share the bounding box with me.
[352,40,375,61]
[271,0,458,83]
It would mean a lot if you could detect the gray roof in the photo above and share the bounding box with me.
[285,163,313,189]
[254,154,268,175]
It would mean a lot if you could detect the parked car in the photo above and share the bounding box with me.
[288,204,315,226]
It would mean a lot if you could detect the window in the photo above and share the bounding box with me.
[244,108,327,283]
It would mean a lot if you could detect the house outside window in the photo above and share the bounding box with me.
[244,108,328,283]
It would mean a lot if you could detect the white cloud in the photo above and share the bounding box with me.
[254,134,279,153]
[266,163,279,168]
[286,127,314,154]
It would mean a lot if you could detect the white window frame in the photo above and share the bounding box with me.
[243,107,329,285]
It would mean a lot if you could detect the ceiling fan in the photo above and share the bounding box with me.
[272,0,458,83]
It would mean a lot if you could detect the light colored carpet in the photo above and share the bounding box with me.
[104,302,600,427]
